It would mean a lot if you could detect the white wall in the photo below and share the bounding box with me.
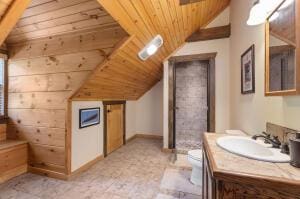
[126,81,163,138]
[71,101,103,172]
[136,80,163,135]
[163,8,231,148]
[71,82,163,171]
[126,101,137,139]
[230,0,300,134]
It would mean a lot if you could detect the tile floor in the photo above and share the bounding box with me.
[0,138,201,199]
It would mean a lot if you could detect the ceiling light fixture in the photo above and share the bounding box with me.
[138,35,163,61]
[247,0,284,26]
[146,44,158,56]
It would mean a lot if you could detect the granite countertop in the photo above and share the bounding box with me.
[0,140,28,150]
[203,133,300,188]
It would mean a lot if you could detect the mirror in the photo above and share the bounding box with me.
[266,0,299,95]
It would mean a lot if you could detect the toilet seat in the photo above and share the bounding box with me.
[188,150,202,161]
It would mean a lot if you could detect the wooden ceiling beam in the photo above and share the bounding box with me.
[0,0,32,46]
[186,24,231,42]
[180,0,205,6]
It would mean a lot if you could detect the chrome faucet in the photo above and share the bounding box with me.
[251,132,281,148]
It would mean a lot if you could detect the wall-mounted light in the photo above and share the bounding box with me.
[247,0,284,26]
[138,35,163,61]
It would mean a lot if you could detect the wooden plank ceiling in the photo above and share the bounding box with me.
[0,0,14,19]
[3,0,230,101]
[72,0,230,100]
[6,0,118,44]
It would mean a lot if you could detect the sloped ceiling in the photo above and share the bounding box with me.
[72,0,230,100]
[1,0,230,101]
[5,0,120,44]
[0,0,13,19]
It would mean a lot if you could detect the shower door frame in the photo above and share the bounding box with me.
[168,53,216,149]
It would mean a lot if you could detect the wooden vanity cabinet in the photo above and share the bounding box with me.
[202,147,300,199]
[202,150,216,199]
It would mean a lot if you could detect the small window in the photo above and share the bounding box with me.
[0,54,7,118]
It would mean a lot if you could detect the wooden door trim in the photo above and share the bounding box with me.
[168,53,216,149]
[103,101,126,157]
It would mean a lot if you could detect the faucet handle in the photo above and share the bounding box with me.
[262,131,271,138]
[272,135,279,140]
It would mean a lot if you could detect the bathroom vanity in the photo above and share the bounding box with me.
[203,133,300,199]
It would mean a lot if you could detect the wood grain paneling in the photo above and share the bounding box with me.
[0,0,13,20]
[8,109,66,128]
[29,143,65,166]
[0,0,32,45]
[8,92,69,109]
[6,0,119,44]
[7,18,126,175]
[187,24,231,42]
[8,25,126,60]
[0,124,6,141]
[72,0,230,100]
[7,124,65,147]
[0,142,28,183]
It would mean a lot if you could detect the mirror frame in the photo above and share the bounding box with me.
[265,1,300,96]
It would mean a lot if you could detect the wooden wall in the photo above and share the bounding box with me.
[7,25,127,176]
[0,124,6,141]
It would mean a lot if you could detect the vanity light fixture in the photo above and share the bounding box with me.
[138,35,163,61]
[247,0,284,26]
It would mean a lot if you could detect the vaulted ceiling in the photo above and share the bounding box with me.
[6,0,119,44]
[0,0,13,19]
[1,0,230,101]
[72,0,230,100]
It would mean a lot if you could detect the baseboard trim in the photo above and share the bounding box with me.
[28,166,69,181]
[161,148,175,153]
[70,155,104,179]
[126,134,163,143]
[135,134,163,140]
[126,134,137,143]
[29,155,104,181]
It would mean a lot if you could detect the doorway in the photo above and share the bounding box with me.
[103,101,126,156]
[168,53,216,152]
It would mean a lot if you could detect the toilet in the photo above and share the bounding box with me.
[187,149,202,186]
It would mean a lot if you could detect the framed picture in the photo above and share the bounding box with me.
[241,45,255,94]
[79,108,100,129]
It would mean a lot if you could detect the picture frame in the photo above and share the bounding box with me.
[241,44,255,94]
[79,107,100,129]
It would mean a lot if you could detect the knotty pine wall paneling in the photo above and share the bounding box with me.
[7,26,127,176]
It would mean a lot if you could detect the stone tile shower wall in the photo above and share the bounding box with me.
[175,60,208,153]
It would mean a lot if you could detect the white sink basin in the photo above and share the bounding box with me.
[216,136,290,163]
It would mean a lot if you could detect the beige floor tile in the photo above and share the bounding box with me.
[0,138,201,199]
[160,168,201,196]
